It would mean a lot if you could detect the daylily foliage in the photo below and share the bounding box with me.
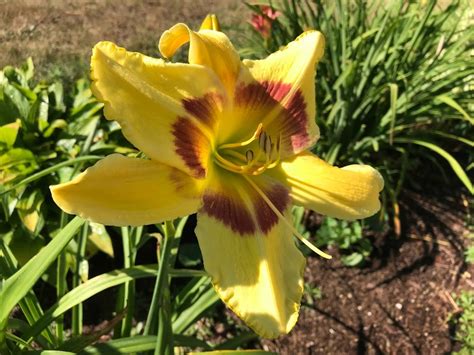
[50,15,383,338]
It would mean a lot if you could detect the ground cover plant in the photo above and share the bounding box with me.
[0,0,473,354]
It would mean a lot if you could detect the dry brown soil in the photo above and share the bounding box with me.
[0,0,246,79]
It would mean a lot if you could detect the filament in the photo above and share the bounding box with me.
[243,175,332,259]
[219,123,263,150]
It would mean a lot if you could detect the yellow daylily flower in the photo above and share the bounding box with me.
[50,16,383,338]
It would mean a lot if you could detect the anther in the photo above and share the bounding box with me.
[258,131,267,151]
[276,134,281,152]
[245,150,254,164]
[265,135,272,155]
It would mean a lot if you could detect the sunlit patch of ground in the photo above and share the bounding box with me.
[0,0,246,80]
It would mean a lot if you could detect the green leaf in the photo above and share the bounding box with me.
[7,230,45,266]
[0,155,102,196]
[388,83,398,145]
[395,138,473,193]
[0,120,20,148]
[178,243,203,267]
[87,223,114,257]
[341,252,364,266]
[48,82,66,113]
[58,310,126,352]
[16,189,45,235]
[80,336,158,354]
[1,242,57,346]
[213,332,259,350]
[22,351,75,355]
[3,83,31,120]
[0,148,36,170]
[435,95,473,125]
[190,351,277,355]
[0,148,37,184]
[172,281,219,334]
[429,131,474,148]
[23,265,159,340]
[0,217,85,336]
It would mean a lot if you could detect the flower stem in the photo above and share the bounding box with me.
[143,220,176,355]
[115,226,136,338]
[72,222,89,336]
[55,212,68,344]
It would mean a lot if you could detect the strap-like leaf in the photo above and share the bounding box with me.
[0,217,85,336]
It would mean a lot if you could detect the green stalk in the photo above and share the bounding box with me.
[155,284,173,355]
[154,221,175,355]
[56,213,69,344]
[72,223,89,336]
[114,226,138,338]
[0,240,55,348]
[120,226,135,337]
[144,221,176,355]
[0,217,84,350]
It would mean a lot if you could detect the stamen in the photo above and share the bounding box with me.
[243,176,332,259]
[258,131,267,151]
[246,150,254,164]
[219,123,263,150]
[265,135,272,155]
[266,134,282,169]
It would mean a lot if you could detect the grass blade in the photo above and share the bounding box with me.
[80,336,158,354]
[23,264,159,341]
[172,285,219,334]
[0,156,102,196]
[395,137,473,193]
[0,217,85,344]
[434,95,473,124]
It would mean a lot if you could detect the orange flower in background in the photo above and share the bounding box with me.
[250,5,281,38]
[50,15,383,338]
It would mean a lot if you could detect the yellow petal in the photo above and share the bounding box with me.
[50,154,203,226]
[218,31,325,157]
[159,23,240,93]
[195,166,304,338]
[277,152,384,220]
[200,14,221,31]
[91,41,225,178]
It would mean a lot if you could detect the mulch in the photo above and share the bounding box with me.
[260,186,472,354]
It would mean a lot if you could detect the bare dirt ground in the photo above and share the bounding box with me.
[0,0,246,80]
[260,184,473,354]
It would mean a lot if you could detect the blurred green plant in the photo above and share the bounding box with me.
[242,0,473,233]
[466,246,474,264]
[1,58,116,260]
[293,205,372,267]
[315,217,371,266]
[452,291,474,354]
